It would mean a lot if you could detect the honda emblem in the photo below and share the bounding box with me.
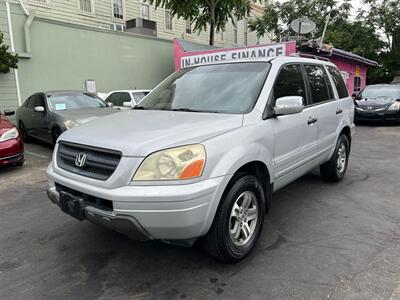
[75,153,87,168]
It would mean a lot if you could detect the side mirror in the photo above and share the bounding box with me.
[107,102,114,107]
[34,106,45,113]
[274,96,304,116]
[4,109,15,116]
[123,102,133,107]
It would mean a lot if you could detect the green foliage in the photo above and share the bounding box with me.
[0,31,18,73]
[145,0,254,45]
[249,0,399,83]
[249,0,352,40]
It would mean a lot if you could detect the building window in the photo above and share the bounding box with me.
[186,19,192,34]
[233,17,238,44]
[165,10,173,30]
[141,3,150,19]
[243,18,248,46]
[112,0,124,19]
[78,0,94,13]
[354,76,361,92]
[216,29,224,42]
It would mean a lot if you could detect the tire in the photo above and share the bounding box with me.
[202,175,266,263]
[320,134,350,182]
[19,121,31,143]
[52,127,63,146]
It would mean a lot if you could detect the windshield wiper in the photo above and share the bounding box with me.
[171,108,219,113]
[133,105,146,110]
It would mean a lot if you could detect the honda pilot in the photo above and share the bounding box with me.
[47,57,355,263]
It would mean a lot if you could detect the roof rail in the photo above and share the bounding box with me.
[290,53,331,62]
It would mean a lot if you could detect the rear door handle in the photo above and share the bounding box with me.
[307,116,318,125]
[336,108,343,114]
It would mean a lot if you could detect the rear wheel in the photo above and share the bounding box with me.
[19,122,31,143]
[202,175,266,263]
[320,134,350,182]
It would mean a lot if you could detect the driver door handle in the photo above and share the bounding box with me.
[336,108,343,114]
[307,116,318,125]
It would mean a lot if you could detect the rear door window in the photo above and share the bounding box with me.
[273,64,307,105]
[119,92,131,104]
[304,64,332,104]
[106,92,131,106]
[327,66,349,98]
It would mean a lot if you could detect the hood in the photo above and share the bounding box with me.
[356,97,397,109]
[56,107,120,124]
[0,115,14,135]
[59,110,243,156]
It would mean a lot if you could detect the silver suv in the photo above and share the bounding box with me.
[47,57,354,262]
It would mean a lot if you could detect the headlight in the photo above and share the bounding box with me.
[388,102,400,111]
[133,144,206,181]
[0,127,19,142]
[64,120,77,129]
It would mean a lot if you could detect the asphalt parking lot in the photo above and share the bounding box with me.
[0,125,399,300]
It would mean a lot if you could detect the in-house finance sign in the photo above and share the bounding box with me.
[180,43,286,68]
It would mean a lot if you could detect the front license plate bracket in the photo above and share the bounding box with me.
[59,191,85,221]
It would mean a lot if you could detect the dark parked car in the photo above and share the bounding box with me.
[0,110,24,167]
[354,84,400,122]
[16,91,120,145]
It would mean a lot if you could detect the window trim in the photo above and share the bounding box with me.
[77,0,96,16]
[111,0,125,20]
[164,9,173,31]
[353,76,362,93]
[302,63,337,108]
[185,18,192,34]
[263,63,310,119]
[140,1,150,19]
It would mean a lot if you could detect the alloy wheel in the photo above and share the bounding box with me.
[229,191,259,247]
[337,143,347,174]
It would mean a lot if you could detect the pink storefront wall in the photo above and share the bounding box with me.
[174,39,368,94]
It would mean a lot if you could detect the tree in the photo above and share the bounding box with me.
[249,0,352,41]
[0,31,18,73]
[361,0,400,80]
[145,0,255,46]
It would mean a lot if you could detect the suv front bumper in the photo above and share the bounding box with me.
[47,164,228,241]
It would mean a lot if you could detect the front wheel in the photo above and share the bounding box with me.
[202,175,266,263]
[320,134,350,182]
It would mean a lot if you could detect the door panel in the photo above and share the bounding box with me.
[270,63,319,183]
[304,64,340,154]
[30,94,49,140]
[272,106,319,180]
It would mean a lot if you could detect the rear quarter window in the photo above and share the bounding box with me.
[327,66,349,98]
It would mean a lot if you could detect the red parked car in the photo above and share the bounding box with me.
[0,110,24,167]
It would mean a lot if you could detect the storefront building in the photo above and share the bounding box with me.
[174,39,378,94]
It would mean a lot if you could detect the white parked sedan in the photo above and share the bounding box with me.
[105,90,151,109]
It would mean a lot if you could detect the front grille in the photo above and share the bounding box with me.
[55,183,113,211]
[57,142,121,181]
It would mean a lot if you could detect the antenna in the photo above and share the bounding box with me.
[319,12,331,49]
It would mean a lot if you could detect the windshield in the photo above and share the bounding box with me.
[47,93,107,110]
[360,86,400,99]
[138,62,270,114]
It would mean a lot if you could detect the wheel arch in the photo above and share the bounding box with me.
[339,126,352,152]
